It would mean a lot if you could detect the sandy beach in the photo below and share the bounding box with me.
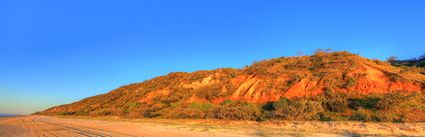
[0,115,424,137]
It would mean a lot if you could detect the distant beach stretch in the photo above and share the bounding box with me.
[0,114,16,117]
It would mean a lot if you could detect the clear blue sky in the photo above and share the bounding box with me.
[1,0,424,114]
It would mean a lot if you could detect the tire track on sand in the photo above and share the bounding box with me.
[37,117,135,137]
[31,117,82,137]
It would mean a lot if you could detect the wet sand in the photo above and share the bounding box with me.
[0,115,424,137]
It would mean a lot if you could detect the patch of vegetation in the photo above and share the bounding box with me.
[208,100,261,120]
[195,84,222,101]
[389,53,425,68]
[270,97,324,120]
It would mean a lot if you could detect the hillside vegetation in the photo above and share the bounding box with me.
[389,54,425,71]
[37,51,425,122]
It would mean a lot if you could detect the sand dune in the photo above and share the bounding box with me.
[0,115,424,137]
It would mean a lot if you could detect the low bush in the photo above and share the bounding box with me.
[272,98,324,120]
[350,108,373,121]
[208,100,261,120]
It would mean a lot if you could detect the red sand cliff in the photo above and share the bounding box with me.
[40,52,425,115]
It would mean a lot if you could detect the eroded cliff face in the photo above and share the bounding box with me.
[137,63,423,104]
[40,52,425,115]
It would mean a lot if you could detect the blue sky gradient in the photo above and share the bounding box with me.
[1,0,425,114]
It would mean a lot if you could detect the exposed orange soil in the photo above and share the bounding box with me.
[227,65,422,103]
[141,89,171,103]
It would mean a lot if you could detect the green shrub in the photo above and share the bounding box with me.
[286,74,304,86]
[208,101,261,120]
[127,102,141,110]
[170,102,182,108]
[58,111,74,115]
[89,109,112,116]
[349,97,380,110]
[195,84,222,101]
[373,111,400,122]
[319,113,333,121]
[190,102,214,112]
[350,108,373,121]
[74,110,89,116]
[221,99,234,105]
[343,77,357,88]
[272,97,289,110]
[164,107,205,119]
[139,103,167,118]
[375,92,424,110]
[272,98,324,120]
[320,90,349,112]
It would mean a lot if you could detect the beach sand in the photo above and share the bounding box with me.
[0,115,423,137]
